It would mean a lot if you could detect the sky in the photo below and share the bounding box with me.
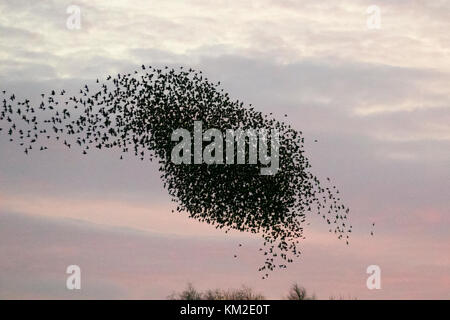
[0,0,449,299]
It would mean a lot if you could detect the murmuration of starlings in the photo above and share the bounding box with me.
[0,65,352,279]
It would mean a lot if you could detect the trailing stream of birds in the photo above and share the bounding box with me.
[0,66,352,278]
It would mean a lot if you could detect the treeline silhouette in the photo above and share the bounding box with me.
[168,283,317,300]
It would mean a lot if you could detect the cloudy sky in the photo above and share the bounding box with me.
[0,0,449,299]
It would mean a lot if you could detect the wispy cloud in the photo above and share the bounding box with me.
[0,0,449,299]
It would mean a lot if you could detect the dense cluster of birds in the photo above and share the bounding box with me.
[0,65,352,277]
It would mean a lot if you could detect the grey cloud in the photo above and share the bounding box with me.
[0,25,40,41]
[199,55,447,111]
[0,53,448,217]
[0,0,449,300]
[0,60,57,81]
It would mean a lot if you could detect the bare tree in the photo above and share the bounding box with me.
[168,284,265,300]
[168,283,203,300]
[285,283,316,300]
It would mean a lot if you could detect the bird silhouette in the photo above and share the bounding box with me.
[0,65,352,276]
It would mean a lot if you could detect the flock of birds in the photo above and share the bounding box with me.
[0,65,353,278]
